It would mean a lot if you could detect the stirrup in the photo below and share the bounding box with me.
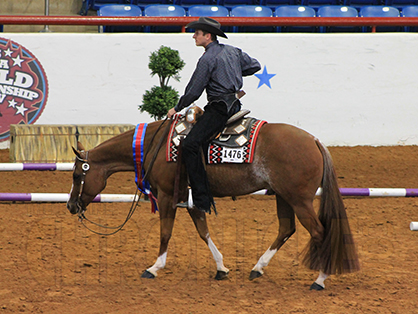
[176,189,194,209]
[176,201,189,208]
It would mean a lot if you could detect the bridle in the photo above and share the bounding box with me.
[73,150,141,236]
[72,117,172,236]
[75,151,90,219]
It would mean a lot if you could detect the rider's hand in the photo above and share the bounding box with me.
[167,108,177,119]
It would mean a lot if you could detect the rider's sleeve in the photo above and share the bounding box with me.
[175,57,211,112]
[241,51,261,77]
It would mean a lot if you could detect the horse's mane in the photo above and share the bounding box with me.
[92,120,165,157]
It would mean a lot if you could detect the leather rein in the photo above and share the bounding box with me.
[75,118,171,236]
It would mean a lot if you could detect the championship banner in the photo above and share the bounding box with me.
[0,38,48,142]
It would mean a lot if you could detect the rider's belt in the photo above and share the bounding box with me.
[208,93,238,113]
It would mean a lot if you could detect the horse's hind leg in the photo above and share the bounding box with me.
[187,207,229,280]
[250,195,296,280]
[291,199,329,290]
[311,271,328,290]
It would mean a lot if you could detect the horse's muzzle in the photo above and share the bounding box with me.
[66,197,86,215]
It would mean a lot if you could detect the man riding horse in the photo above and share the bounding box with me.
[167,17,261,214]
[68,17,359,288]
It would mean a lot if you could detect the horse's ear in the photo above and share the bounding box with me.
[77,141,85,152]
[72,146,81,159]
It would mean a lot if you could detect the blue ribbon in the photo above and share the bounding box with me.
[133,123,158,213]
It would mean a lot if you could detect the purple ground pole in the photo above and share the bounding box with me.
[340,188,370,196]
[406,189,418,197]
[0,193,32,201]
[23,163,57,171]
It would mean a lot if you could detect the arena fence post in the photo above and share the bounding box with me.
[40,0,51,33]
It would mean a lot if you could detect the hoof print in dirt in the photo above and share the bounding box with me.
[141,270,155,279]
[249,270,263,280]
[215,270,229,280]
[309,282,324,291]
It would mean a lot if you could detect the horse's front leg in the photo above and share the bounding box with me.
[141,193,177,279]
[187,206,229,280]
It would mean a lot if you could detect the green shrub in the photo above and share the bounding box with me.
[141,86,179,121]
[139,46,185,120]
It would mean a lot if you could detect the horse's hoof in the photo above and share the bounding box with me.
[249,270,263,280]
[141,270,155,279]
[215,270,229,280]
[310,282,324,291]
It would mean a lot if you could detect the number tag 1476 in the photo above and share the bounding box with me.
[221,147,244,163]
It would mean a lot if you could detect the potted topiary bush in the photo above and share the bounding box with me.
[139,46,185,120]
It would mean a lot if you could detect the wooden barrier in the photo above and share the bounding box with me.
[9,124,135,162]
[75,124,136,151]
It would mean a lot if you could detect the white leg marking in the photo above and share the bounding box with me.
[187,189,194,209]
[146,252,167,277]
[252,247,278,274]
[208,236,229,273]
[314,271,328,289]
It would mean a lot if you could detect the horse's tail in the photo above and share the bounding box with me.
[302,139,360,275]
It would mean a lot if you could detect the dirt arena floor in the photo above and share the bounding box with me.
[0,146,417,313]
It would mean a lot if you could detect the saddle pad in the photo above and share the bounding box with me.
[207,119,266,164]
[166,115,267,164]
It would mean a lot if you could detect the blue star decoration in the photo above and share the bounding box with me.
[255,65,276,89]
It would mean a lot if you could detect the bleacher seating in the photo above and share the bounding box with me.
[176,0,214,9]
[83,0,418,34]
[343,0,382,11]
[143,4,187,32]
[260,0,299,10]
[301,0,341,10]
[80,0,129,15]
[274,5,317,32]
[187,5,230,31]
[218,0,257,10]
[132,0,174,10]
[317,5,360,32]
[360,4,401,14]
[385,0,418,9]
[230,5,274,32]
[360,5,401,31]
[401,5,418,31]
[401,4,418,14]
[187,4,230,16]
[97,4,142,32]
[95,0,130,8]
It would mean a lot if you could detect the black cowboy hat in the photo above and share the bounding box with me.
[186,16,228,39]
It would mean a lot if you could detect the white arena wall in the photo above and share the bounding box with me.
[1,32,417,148]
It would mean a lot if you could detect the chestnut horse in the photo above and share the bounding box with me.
[67,119,359,290]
